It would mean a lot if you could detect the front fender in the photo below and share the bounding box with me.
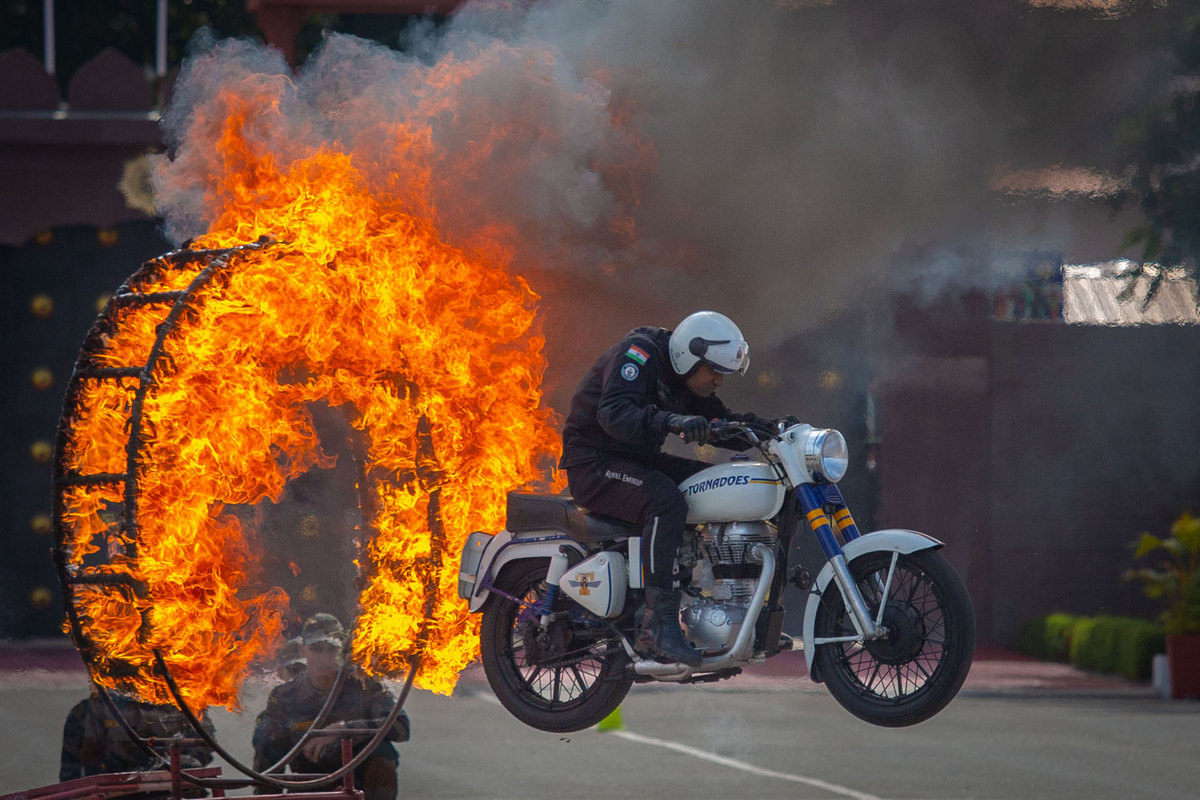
[466,531,587,613]
[800,529,943,680]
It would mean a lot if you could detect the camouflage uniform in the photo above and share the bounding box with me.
[59,691,215,781]
[252,615,410,800]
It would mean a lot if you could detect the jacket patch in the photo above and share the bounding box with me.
[625,345,649,365]
[620,362,640,381]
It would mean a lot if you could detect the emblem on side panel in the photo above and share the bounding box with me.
[568,572,600,595]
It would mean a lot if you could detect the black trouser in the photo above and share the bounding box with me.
[566,453,708,590]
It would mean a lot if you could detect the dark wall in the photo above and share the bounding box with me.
[875,354,994,641]
[877,318,1200,647]
[1,45,169,638]
[1,222,172,638]
[987,323,1200,645]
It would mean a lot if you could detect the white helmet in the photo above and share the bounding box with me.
[668,311,750,376]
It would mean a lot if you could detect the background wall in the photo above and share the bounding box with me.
[876,313,1200,646]
[987,323,1200,644]
[1,222,172,637]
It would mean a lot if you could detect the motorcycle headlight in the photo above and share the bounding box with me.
[803,429,848,483]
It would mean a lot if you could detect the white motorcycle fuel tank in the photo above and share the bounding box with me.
[681,461,784,524]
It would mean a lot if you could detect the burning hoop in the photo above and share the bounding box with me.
[50,228,559,789]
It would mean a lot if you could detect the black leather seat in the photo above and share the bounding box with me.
[506,492,637,544]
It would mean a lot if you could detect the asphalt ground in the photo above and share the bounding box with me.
[2,641,1195,800]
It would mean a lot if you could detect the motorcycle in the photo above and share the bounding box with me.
[457,420,975,732]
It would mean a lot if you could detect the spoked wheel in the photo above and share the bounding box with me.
[480,559,632,733]
[813,549,975,727]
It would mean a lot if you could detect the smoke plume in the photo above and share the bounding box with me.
[154,0,1187,397]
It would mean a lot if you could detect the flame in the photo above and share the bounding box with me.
[57,65,564,709]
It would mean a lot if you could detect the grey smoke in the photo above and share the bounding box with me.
[154,0,1186,385]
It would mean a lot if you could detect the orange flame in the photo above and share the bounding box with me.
[58,67,565,708]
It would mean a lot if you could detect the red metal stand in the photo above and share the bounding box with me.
[1,738,367,800]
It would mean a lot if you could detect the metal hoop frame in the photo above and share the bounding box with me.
[50,237,437,791]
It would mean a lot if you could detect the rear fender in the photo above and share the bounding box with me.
[800,529,943,680]
[466,530,587,613]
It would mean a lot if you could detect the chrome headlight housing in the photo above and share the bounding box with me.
[803,428,848,483]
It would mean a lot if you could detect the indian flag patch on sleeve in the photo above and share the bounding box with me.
[624,344,649,365]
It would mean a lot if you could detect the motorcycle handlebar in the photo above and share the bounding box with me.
[706,418,775,446]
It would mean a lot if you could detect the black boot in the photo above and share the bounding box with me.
[637,587,703,667]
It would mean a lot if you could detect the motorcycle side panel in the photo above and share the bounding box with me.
[800,529,943,677]
[682,461,784,524]
[466,530,587,613]
[558,551,628,617]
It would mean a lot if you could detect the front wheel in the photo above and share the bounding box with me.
[480,559,633,733]
[813,549,975,727]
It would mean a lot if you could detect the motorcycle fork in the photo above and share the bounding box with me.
[795,485,887,641]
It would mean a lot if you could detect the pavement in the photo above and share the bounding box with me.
[740,645,1157,697]
[0,638,1157,697]
[2,640,1183,800]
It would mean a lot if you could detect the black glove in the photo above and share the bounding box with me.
[666,414,711,445]
[772,415,801,431]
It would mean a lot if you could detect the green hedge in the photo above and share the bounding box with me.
[1015,612,1083,661]
[1015,613,1165,681]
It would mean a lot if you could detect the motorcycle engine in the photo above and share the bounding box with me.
[678,520,776,654]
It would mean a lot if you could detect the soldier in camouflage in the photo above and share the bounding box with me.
[59,688,215,781]
[252,614,410,800]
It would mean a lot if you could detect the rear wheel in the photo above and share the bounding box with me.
[480,559,633,733]
[813,549,974,727]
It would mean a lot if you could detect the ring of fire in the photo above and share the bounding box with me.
[52,141,563,715]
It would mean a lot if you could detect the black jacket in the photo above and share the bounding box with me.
[560,326,757,468]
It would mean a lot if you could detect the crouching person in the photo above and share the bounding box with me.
[253,614,411,800]
[60,687,216,781]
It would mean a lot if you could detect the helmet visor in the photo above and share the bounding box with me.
[704,340,749,375]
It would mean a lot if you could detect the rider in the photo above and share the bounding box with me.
[560,311,770,666]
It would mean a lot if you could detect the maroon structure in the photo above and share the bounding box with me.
[249,1,463,65]
[0,47,161,248]
[0,3,467,247]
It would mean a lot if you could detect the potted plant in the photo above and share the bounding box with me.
[1124,512,1200,699]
